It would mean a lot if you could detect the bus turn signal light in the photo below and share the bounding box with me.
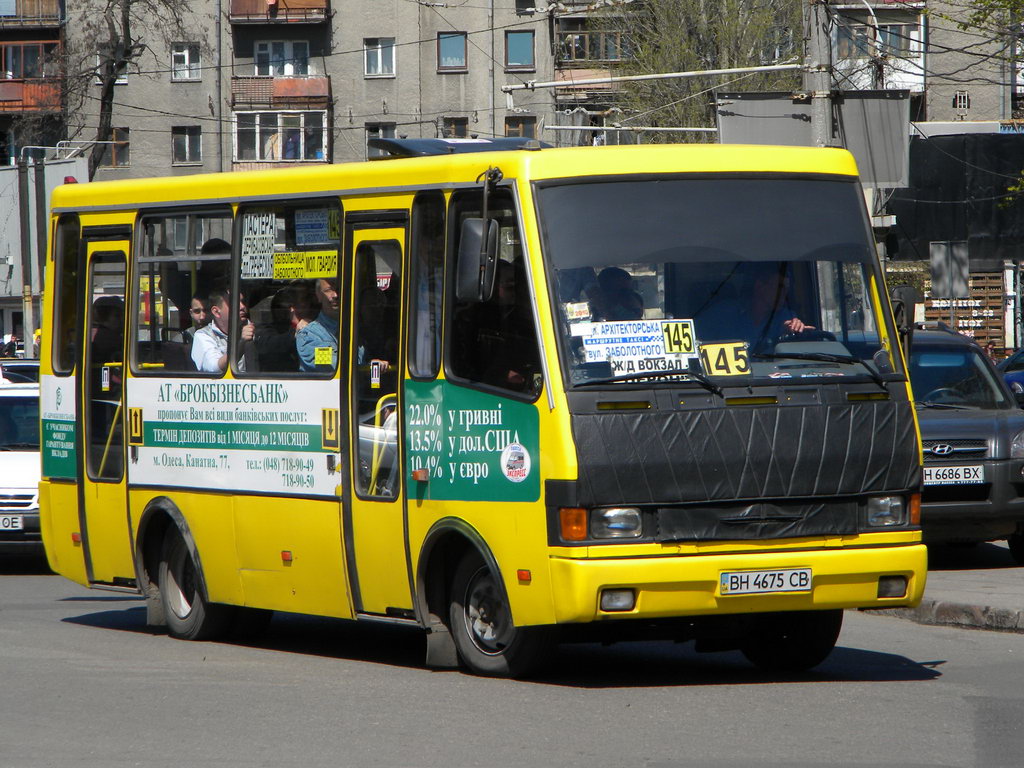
[559,507,587,541]
[909,493,921,525]
[411,468,430,482]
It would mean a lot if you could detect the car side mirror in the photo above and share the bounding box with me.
[455,218,499,303]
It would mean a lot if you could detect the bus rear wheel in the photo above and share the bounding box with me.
[740,609,843,673]
[448,552,552,678]
[158,533,233,641]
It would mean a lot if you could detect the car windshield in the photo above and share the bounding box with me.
[0,395,40,449]
[909,345,1011,409]
[536,176,899,388]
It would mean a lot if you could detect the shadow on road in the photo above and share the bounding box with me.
[61,604,942,688]
[926,541,1019,572]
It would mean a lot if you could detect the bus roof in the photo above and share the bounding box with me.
[50,144,860,213]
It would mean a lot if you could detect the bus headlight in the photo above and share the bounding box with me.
[866,496,906,527]
[590,507,643,539]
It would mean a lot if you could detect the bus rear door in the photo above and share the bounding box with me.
[344,221,414,618]
[77,234,135,585]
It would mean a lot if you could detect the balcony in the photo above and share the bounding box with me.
[229,0,328,24]
[0,0,62,26]
[0,78,60,112]
[231,75,330,108]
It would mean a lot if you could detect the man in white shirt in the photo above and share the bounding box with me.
[191,288,254,373]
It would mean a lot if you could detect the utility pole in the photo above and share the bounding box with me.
[16,158,34,346]
[805,0,834,147]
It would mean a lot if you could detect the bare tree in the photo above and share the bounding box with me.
[592,0,803,139]
[62,0,201,179]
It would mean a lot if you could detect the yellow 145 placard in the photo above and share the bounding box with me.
[699,342,751,376]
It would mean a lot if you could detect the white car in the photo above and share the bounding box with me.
[0,383,42,556]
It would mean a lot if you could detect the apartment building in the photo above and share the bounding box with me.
[0,0,62,165]
[62,0,556,180]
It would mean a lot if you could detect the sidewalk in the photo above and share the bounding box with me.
[875,541,1024,633]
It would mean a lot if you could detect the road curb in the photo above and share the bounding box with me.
[867,599,1024,633]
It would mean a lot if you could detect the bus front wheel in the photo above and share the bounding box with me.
[740,609,843,673]
[158,533,232,641]
[448,552,552,678]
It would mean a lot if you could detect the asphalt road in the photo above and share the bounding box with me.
[2,556,1023,768]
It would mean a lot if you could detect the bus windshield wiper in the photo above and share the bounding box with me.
[575,369,723,396]
[752,351,889,390]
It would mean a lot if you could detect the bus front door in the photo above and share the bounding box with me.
[77,239,135,585]
[344,225,414,618]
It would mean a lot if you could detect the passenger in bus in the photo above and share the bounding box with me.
[590,267,644,321]
[257,283,317,372]
[296,278,340,372]
[182,292,211,344]
[191,288,254,373]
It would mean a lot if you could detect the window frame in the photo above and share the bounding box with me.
[365,122,396,159]
[129,206,235,378]
[233,197,344,380]
[233,110,328,162]
[99,128,130,168]
[408,190,446,380]
[254,40,311,77]
[437,31,468,72]
[171,125,203,165]
[363,37,396,78]
[51,214,81,376]
[504,29,535,71]
[504,116,536,139]
[441,117,468,138]
[171,42,202,81]
[442,186,543,402]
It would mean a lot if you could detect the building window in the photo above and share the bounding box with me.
[171,42,201,81]
[255,40,310,76]
[437,32,467,71]
[442,117,468,138]
[95,45,129,84]
[505,116,536,139]
[556,20,623,62]
[172,126,202,164]
[235,111,326,161]
[836,25,871,59]
[366,122,396,158]
[364,37,395,77]
[953,91,971,111]
[505,30,534,70]
[877,24,917,57]
[2,42,58,78]
[100,128,130,167]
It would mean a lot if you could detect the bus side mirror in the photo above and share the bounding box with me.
[890,285,922,363]
[456,217,499,302]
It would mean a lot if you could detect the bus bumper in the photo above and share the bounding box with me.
[547,543,928,624]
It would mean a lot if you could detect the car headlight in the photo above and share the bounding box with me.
[590,507,643,539]
[1012,429,1024,458]
[1013,381,1024,394]
[866,495,907,527]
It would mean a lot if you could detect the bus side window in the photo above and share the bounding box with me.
[132,210,232,376]
[235,201,341,377]
[447,190,541,396]
[52,214,81,375]
[408,190,445,379]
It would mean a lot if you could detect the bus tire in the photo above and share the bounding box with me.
[448,552,552,678]
[1008,533,1024,565]
[740,609,843,673]
[158,533,233,641]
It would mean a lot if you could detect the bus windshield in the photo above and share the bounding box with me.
[537,176,899,387]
